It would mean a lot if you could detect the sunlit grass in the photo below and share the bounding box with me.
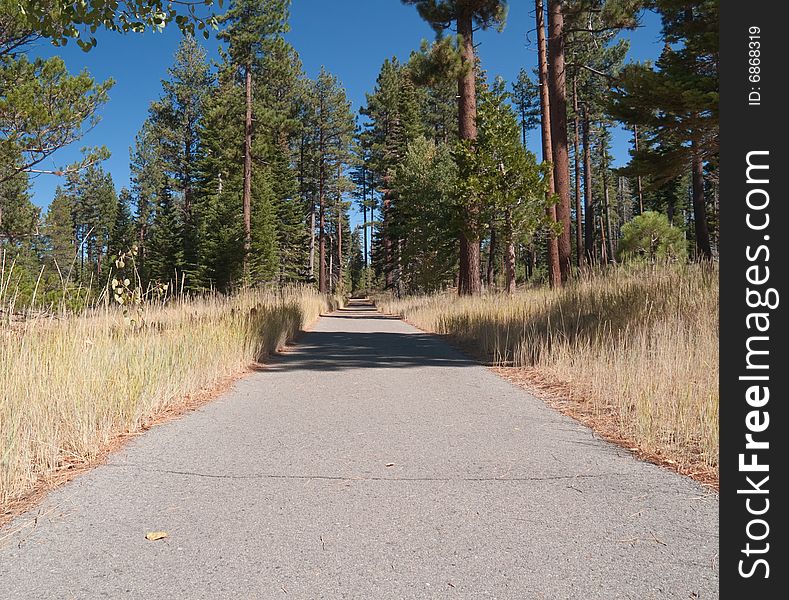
[376,264,718,474]
[1,282,338,508]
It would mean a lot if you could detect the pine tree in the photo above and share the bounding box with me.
[360,57,423,291]
[146,186,184,285]
[147,35,213,282]
[108,187,135,261]
[66,164,117,284]
[44,186,77,279]
[217,0,291,277]
[392,137,459,293]
[510,68,540,147]
[0,170,37,246]
[609,0,717,259]
[305,68,354,294]
[130,122,167,283]
[402,0,508,295]
[459,82,550,293]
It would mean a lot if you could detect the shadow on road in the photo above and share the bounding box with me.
[267,331,477,372]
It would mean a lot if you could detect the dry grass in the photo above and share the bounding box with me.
[376,264,719,482]
[1,286,339,509]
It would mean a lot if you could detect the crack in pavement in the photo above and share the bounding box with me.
[107,463,628,483]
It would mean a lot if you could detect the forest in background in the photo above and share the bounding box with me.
[1,0,718,308]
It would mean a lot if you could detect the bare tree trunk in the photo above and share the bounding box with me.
[536,0,561,288]
[633,125,644,214]
[243,63,253,280]
[602,164,615,262]
[328,234,333,291]
[337,164,343,291]
[572,72,583,267]
[457,9,481,296]
[318,157,327,293]
[691,140,712,259]
[599,214,608,264]
[547,0,572,283]
[505,211,516,295]
[362,167,368,270]
[487,223,496,289]
[598,138,615,262]
[582,106,594,264]
[308,204,315,281]
[382,183,393,290]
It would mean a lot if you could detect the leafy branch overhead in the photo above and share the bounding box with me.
[0,55,112,184]
[16,0,222,49]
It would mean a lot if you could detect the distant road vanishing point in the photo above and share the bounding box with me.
[0,300,718,599]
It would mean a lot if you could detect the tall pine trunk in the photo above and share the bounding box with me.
[572,72,583,267]
[633,125,644,214]
[457,9,481,296]
[536,0,561,288]
[382,181,394,290]
[362,167,368,270]
[601,152,615,262]
[337,164,343,291]
[504,211,516,295]
[547,0,572,282]
[308,204,315,281]
[318,156,327,293]
[243,63,253,279]
[691,140,712,259]
[487,223,496,289]
[582,106,594,264]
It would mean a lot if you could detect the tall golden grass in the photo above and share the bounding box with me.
[1,285,338,508]
[376,264,718,475]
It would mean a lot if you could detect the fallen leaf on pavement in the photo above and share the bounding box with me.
[145,531,168,541]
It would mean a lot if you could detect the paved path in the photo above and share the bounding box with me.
[1,301,718,599]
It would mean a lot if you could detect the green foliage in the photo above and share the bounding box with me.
[392,137,458,292]
[617,210,686,262]
[0,54,112,184]
[609,0,718,182]
[43,185,76,276]
[457,83,550,247]
[146,35,213,281]
[64,164,118,283]
[0,169,37,244]
[401,0,508,34]
[510,69,540,146]
[15,0,220,50]
[145,186,183,284]
[108,188,135,263]
[217,0,290,68]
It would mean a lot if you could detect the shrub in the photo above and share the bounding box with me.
[617,211,687,263]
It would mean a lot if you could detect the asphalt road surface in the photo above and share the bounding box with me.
[0,300,718,599]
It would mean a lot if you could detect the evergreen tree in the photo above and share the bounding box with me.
[44,185,77,278]
[130,122,167,283]
[108,187,135,261]
[305,68,354,294]
[147,35,213,281]
[609,0,718,259]
[217,0,291,277]
[458,83,550,293]
[402,0,508,295]
[66,164,117,283]
[392,137,458,293]
[0,170,37,246]
[510,68,540,147]
[146,186,183,285]
[360,57,423,291]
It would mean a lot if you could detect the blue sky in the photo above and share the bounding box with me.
[28,0,664,214]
